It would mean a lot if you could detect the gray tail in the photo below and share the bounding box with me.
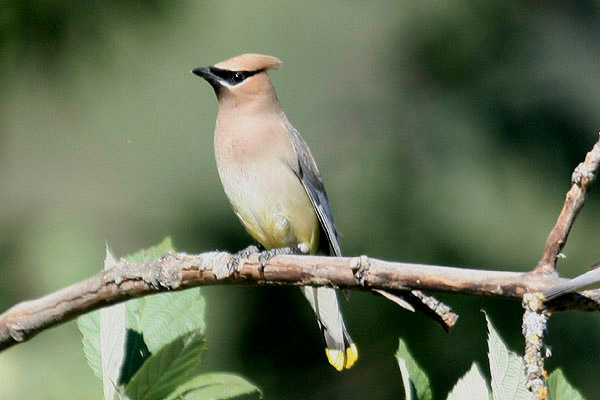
[543,269,600,300]
[301,286,358,370]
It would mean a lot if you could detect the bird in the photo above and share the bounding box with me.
[543,263,600,301]
[191,53,358,370]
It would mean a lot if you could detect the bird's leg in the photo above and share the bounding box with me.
[258,243,309,278]
[227,244,263,274]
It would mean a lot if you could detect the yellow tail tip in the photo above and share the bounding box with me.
[325,349,345,371]
[325,344,358,371]
[344,343,359,369]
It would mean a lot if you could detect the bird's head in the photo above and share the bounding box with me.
[192,54,281,102]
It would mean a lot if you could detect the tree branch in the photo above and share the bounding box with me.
[2,136,599,362]
[0,250,597,353]
[522,293,549,397]
[534,133,600,274]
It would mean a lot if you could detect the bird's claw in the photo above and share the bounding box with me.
[258,245,305,278]
[227,245,262,274]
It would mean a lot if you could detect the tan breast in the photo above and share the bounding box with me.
[214,109,320,252]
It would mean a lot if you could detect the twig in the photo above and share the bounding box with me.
[372,288,458,331]
[522,135,600,398]
[0,251,596,353]
[534,133,600,274]
[522,293,549,399]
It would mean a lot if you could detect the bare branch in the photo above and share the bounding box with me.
[0,251,596,353]
[535,133,600,274]
[517,135,600,398]
[522,293,549,398]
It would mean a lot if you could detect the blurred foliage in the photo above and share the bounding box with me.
[1,1,600,399]
[0,0,176,68]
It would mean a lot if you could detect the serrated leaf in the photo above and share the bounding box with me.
[546,369,586,400]
[485,313,532,400]
[118,328,151,386]
[121,237,205,350]
[395,338,433,400]
[78,237,180,384]
[165,373,262,400]
[101,249,127,400]
[119,237,184,385]
[78,305,152,387]
[78,310,103,379]
[101,303,126,399]
[140,290,206,354]
[115,390,133,400]
[447,362,490,400]
[398,357,415,400]
[121,237,176,333]
[124,332,207,400]
[117,288,205,386]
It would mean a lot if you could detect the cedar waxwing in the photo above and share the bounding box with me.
[192,54,357,370]
[543,266,600,300]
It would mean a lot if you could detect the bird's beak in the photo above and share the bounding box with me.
[192,66,222,92]
[192,66,210,78]
[192,67,217,82]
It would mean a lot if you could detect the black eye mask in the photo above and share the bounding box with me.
[209,67,263,85]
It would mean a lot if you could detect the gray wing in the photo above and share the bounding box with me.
[284,121,342,257]
[284,120,356,370]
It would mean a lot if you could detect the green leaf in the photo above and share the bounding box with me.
[77,237,189,385]
[118,328,151,386]
[78,310,102,379]
[124,332,207,400]
[165,373,262,400]
[76,237,210,399]
[101,249,127,400]
[115,390,133,400]
[119,237,179,383]
[395,338,433,400]
[446,362,490,400]
[118,288,207,386]
[139,290,206,354]
[485,313,532,400]
[546,369,586,400]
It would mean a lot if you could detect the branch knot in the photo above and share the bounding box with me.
[350,255,371,286]
[571,163,595,187]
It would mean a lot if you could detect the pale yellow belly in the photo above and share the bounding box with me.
[219,159,320,253]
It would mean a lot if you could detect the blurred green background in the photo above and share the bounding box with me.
[2,0,600,398]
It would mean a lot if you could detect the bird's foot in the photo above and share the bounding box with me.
[258,244,309,278]
[227,244,262,274]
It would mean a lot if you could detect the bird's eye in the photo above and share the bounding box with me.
[232,72,245,83]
